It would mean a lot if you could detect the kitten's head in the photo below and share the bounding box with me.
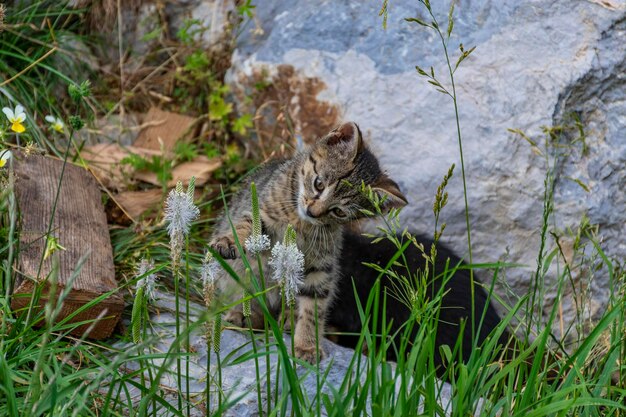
[297,122,407,225]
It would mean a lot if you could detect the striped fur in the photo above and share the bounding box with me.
[210,122,407,363]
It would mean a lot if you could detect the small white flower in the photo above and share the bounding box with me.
[135,258,158,301]
[245,234,270,256]
[2,105,26,133]
[200,256,220,289]
[45,115,65,133]
[269,241,304,305]
[0,150,12,168]
[164,184,200,239]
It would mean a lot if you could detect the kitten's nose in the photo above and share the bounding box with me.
[306,206,319,218]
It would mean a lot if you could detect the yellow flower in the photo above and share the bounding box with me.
[45,115,65,133]
[2,105,26,134]
[0,150,11,168]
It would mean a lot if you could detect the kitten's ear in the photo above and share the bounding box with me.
[372,175,408,212]
[324,122,363,160]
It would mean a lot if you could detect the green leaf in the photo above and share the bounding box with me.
[231,113,253,135]
[454,45,476,71]
[174,141,198,162]
[141,27,162,42]
[447,2,455,38]
[567,177,591,193]
[209,95,233,121]
[415,66,428,77]
[237,0,256,18]
[405,17,429,27]
[184,50,210,73]
[379,0,389,29]
[176,18,204,45]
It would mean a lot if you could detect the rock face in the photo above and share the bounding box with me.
[123,294,457,416]
[225,1,626,334]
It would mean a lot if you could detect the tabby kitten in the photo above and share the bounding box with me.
[209,122,407,363]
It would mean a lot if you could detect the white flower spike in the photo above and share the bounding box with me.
[0,150,12,168]
[200,253,220,289]
[269,226,304,305]
[135,258,158,301]
[45,115,65,133]
[2,105,26,133]
[200,251,220,306]
[245,181,270,255]
[164,181,200,239]
[245,234,270,256]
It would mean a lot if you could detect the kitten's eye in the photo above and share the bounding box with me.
[314,176,324,192]
[331,207,346,218]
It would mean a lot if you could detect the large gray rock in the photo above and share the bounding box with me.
[225,1,626,335]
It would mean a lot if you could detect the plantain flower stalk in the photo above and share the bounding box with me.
[269,224,304,306]
[243,268,252,318]
[131,258,158,343]
[135,258,158,301]
[212,314,222,354]
[164,178,199,265]
[244,182,270,256]
[201,251,219,304]
[243,182,269,317]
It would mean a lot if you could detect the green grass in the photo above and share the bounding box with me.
[0,1,96,155]
[1,0,625,416]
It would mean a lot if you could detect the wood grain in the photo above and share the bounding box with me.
[11,154,122,339]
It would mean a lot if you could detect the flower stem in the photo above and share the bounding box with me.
[206,320,212,414]
[244,266,264,416]
[173,260,183,410]
[426,4,475,340]
[185,237,191,416]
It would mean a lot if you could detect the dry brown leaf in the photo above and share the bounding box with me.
[134,107,198,151]
[134,155,223,187]
[114,188,163,220]
[81,143,163,191]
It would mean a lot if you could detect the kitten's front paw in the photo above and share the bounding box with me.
[210,236,239,259]
[295,344,325,364]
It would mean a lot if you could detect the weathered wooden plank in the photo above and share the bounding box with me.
[11,154,122,339]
